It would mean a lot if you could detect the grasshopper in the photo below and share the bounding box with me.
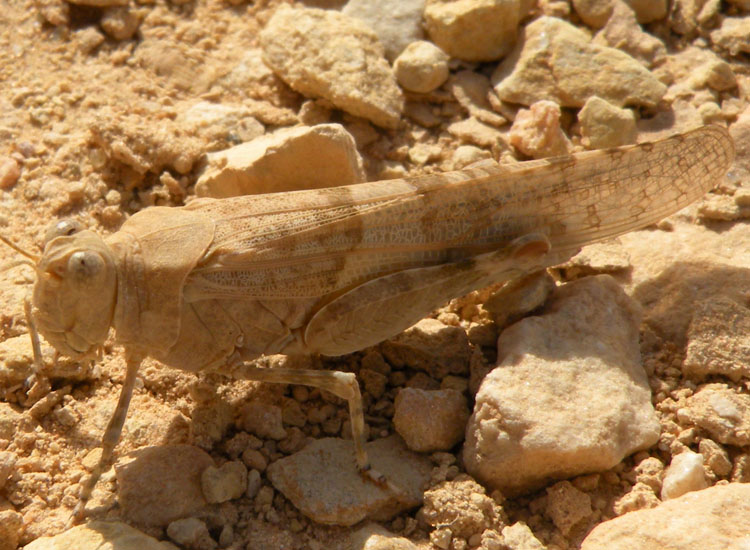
[0,124,734,523]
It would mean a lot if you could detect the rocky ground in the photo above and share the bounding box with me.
[1,0,750,549]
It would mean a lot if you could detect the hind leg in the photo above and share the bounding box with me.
[220,361,397,489]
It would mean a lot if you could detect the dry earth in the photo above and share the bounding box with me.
[1,1,750,549]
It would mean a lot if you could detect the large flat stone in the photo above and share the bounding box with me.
[267,435,431,526]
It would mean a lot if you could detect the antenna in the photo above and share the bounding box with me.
[0,233,39,264]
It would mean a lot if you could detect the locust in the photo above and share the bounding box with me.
[0,124,734,524]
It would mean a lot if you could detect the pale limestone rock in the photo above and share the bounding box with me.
[260,6,404,128]
[0,333,94,384]
[581,484,750,549]
[179,101,265,144]
[418,474,505,539]
[407,372,440,390]
[464,276,659,495]
[191,399,233,448]
[242,448,268,472]
[442,374,470,393]
[710,16,750,56]
[23,521,172,550]
[166,518,217,550]
[699,102,723,125]
[696,194,749,221]
[518,0,535,16]
[201,461,248,503]
[218,51,299,126]
[626,249,750,353]
[350,523,418,550]
[631,99,700,142]
[447,71,507,128]
[557,240,632,279]
[732,454,750,482]
[446,117,506,149]
[89,111,205,177]
[545,481,593,536]
[36,0,69,26]
[664,47,736,105]
[578,96,637,148]
[684,296,750,381]
[661,451,709,500]
[452,145,492,168]
[0,510,22,550]
[730,106,750,182]
[592,1,667,67]
[266,436,431,525]
[347,119,380,148]
[430,528,452,549]
[635,457,665,492]
[0,402,24,440]
[0,156,20,189]
[281,399,307,428]
[219,525,234,548]
[237,400,287,440]
[408,143,442,165]
[483,271,556,329]
[100,6,141,40]
[0,451,17,491]
[699,439,732,477]
[381,318,472,378]
[67,0,127,6]
[493,17,667,108]
[342,0,425,61]
[571,0,611,27]
[404,102,441,128]
[360,368,388,399]
[246,468,262,498]
[572,0,667,27]
[393,41,450,93]
[501,522,545,549]
[677,385,750,446]
[76,27,105,54]
[393,388,469,452]
[298,99,333,126]
[540,0,571,17]
[625,0,671,21]
[132,36,222,95]
[691,55,736,92]
[424,0,521,62]
[479,530,505,549]
[613,482,660,514]
[195,124,365,198]
[115,445,213,527]
[671,0,721,36]
[509,100,572,158]
[300,0,347,5]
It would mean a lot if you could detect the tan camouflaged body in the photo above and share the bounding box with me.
[33,126,734,372]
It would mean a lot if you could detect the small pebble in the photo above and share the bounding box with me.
[661,451,709,500]
[0,156,21,189]
[394,41,450,93]
[238,401,287,440]
[246,469,262,499]
[201,461,248,503]
[242,448,268,472]
[167,517,217,550]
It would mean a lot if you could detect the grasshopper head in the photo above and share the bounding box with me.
[32,220,117,359]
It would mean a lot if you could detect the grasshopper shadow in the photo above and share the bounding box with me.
[486,261,750,391]
[630,261,750,354]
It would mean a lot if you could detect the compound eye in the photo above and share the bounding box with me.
[68,251,104,282]
[44,219,83,245]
